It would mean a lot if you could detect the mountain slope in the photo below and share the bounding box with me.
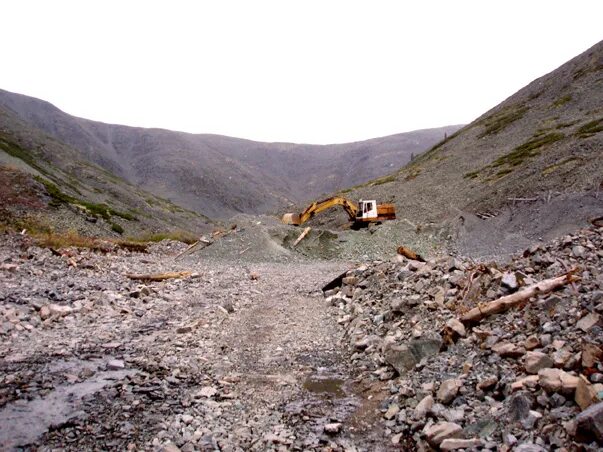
[333,40,603,257]
[0,89,461,218]
[0,107,213,238]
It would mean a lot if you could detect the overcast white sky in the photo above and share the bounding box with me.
[3,1,602,144]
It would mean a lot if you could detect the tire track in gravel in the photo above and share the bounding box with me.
[214,262,397,451]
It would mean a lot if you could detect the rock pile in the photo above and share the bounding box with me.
[327,225,603,450]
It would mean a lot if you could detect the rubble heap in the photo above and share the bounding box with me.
[326,225,603,450]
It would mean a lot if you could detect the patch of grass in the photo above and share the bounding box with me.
[463,170,481,179]
[370,174,396,186]
[34,176,138,221]
[542,157,582,175]
[496,168,513,177]
[492,132,565,168]
[479,105,528,137]
[127,230,199,245]
[110,222,124,234]
[552,94,572,108]
[576,118,603,138]
[34,230,105,250]
[555,119,580,129]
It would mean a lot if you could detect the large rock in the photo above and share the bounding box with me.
[524,351,554,374]
[538,368,579,394]
[423,422,462,447]
[574,401,603,443]
[415,395,434,419]
[384,337,442,374]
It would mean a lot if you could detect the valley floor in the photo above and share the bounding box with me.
[0,237,394,451]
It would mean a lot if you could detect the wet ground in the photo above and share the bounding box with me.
[0,238,398,451]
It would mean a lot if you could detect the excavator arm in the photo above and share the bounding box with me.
[282,196,358,225]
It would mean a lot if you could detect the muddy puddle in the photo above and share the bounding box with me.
[303,374,346,398]
[0,357,136,451]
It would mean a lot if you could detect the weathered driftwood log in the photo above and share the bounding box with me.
[397,246,425,262]
[126,271,192,282]
[293,227,311,247]
[461,271,580,324]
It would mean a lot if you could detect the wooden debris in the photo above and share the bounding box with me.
[175,225,237,260]
[293,227,311,247]
[126,271,192,282]
[461,270,580,324]
[397,246,425,262]
[115,241,148,253]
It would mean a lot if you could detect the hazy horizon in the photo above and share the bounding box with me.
[3,1,602,144]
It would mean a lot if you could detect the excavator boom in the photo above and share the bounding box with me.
[282,196,358,225]
[282,196,395,226]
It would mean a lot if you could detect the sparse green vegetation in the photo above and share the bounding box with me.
[576,118,603,138]
[371,174,396,186]
[127,230,199,245]
[34,176,138,222]
[542,157,582,175]
[552,94,572,108]
[463,170,481,179]
[479,105,528,137]
[491,132,565,168]
[110,222,124,234]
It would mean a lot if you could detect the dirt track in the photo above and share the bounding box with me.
[0,237,396,451]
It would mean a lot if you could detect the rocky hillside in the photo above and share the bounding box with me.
[0,111,214,239]
[0,88,461,218]
[326,223,603,450]
[331,40,603,259]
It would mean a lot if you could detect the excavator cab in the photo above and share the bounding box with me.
[357,200,378,220]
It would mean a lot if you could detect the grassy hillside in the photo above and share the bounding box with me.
[0,108,214,239]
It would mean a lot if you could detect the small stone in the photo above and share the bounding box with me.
[574,401,603,443]
[582,343,603,368]
[524,351,554,374]
[477,375,498,391]
[415,395,434,418]
[221,300,235,313]
[440,438,483,450]
[48,304,73,317]
[538,368,579,394]
[39,305,51,320]
[384,337,442,374]
[384,404,400,420]
[437,379,462,405]
[176,325,193,334]
[575,376,598,411]
[492,342,525,358]
[572,245,586,257]
[446,318,466,337]
[576,313,600,332]
[181,414,194,425]
[160,443,181,452]
[197,386,218,398]
[423,422,462,447]
[502,272,518,290]
[508,392,532,421]
[323,422,342,434]
[524,335,540,350]
[107,359,125,370]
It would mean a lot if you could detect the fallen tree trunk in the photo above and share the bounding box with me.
[461,270,580,324]
[397,246,425,262]
[126,271,192,282]
[293,227,311,247]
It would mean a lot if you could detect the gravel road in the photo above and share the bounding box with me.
[0,236,397,451]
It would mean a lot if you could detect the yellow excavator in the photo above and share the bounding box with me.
[282,196,396,227]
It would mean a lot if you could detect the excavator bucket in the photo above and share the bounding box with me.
[282,213,301,225]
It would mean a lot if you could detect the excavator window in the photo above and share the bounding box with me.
[364,202,373,213]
